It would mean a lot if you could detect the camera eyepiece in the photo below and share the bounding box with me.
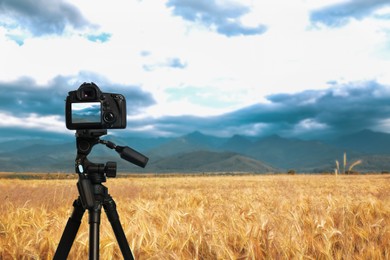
[76,82,101,101]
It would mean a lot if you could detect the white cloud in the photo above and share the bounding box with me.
[145,98,227,117]
[1,0,389,119]
[293,118,329,133]
[0,112,68,133]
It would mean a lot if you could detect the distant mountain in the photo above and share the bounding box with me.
[358,154,390,172]
[221,134,252,153]
[147,131,225,158]
[2,129,390,173]
[0,142,75,172]
[332,129,390,154]
[0,138,69,153]
[147,150,277,173]
[246,135,349,171]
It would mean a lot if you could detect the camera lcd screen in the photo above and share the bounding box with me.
[71,102,101,124]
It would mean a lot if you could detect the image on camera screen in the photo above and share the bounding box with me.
[71,102,101,123]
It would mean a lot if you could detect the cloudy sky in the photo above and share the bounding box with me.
[1,0,390,141]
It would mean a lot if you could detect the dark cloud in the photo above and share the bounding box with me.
[0,0,93,36]
[0,72,156,118]
[217,81,390,138]
[3,78,390,141]
[310,0,390,27]
[0,77,66,116]
[166,0,267,37]
[129,81,390,139]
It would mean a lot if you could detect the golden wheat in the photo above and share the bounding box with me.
[1,174,389,259]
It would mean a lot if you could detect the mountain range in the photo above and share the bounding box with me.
[1,129,390,173]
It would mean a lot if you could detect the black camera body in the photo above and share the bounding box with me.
[66,82,127,130]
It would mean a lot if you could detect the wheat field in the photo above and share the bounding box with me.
[1,174,389,259]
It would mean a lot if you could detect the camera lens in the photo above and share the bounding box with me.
[103,111,116,123]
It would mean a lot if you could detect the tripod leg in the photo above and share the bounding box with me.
[103,195,134,260]
[54,198,85,260]
[89,204,102,260]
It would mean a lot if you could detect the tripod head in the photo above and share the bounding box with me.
[75,129,149,208]
[75,129,148,180]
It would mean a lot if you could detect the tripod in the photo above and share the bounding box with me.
[54,130,148,260]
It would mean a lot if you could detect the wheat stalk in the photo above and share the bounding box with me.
[343,152,347,174]
[348,159,362,172]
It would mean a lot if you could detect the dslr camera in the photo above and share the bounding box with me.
[66,82,127,130]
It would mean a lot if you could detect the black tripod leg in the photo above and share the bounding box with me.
[103,196,134,260]
[89,204,102,260]
[54,198,85,260]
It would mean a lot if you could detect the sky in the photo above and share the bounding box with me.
[1,0,390,141]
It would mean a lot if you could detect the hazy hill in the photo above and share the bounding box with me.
[245,135,349,170]
[0,138,69,153]
[2,129,390,173]
[220,134,252,153]
[147,131,225,158]
[147,150,277,173]
[332,129,390,154]
[0,142,75,172]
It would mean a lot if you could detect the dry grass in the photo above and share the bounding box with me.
[1,174,390,259]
